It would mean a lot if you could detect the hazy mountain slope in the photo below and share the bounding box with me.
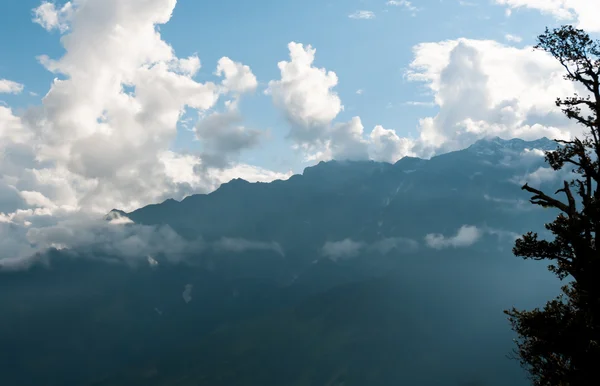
[123,136,558,280]
[0,137,564,386]
[93,258,555,386]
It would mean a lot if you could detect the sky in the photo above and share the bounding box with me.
[1,0,599,268]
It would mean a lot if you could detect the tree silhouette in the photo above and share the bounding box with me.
[505,25,600,386]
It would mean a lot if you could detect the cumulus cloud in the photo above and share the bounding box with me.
[369,125,416,163]
[194,101,263,169]
[327,117,370,161]
[0,0,290,269]
[19,0,222,212]
[170,55,201,77]
[216,57,258,94]
[268,43,413,163]
[32,1,74,33]
[425,225,482,249]
[0,79,25,94]
[494,0,600,32]
[269,36,583,164]
[267,42,343,144]
[407,38,580,156]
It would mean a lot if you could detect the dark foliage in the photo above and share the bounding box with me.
[505,25,600,386]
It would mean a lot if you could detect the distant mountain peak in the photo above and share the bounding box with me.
[467,136,558,156]
[226,178,251,185]
[214,177,252,194]
[103,209,133,224]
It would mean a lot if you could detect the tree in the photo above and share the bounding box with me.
[505,25,600,386]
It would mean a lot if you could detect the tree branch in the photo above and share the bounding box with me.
[522,183,570,214]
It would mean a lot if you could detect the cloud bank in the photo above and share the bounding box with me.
[267,36,582,163]
[425,225,482,249]
[0,0,290,268]
[495,0,600,32]
[322,237,419,262]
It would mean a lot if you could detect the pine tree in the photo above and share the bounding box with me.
[505,25,600,386]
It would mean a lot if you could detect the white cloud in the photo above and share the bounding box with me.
[270,37,583,163]
[407,38,579,156]
[0,105,29,144]
[19,0,227,212]
[267,42,342,144]
[369,125,416,163]
[511,166,568,186]
[504,34,523,43]
[0,208,205,271]
[268,43,414,163]
[170,55,201,77]
[105,210,135,225]
[404,101,435,107]
[0,79,25,94]
[425,225,482,249]
[321,237,418,261]
[521,147,546,158]
[19,190,57,209]
[0,0,291,269]
[322,239,365,261]
[194,101,263,169]
[159,151,291,198]
[494,0,600,32]
[204,164,292,187]
[216,57,258,94]
[387,1,418,13]
[348,10,375,20]
[32,1,74,33]
[328,117,370,161]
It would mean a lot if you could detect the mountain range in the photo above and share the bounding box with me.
[0,137,564,386]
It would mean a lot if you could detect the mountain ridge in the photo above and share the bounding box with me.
[121,136,557,217]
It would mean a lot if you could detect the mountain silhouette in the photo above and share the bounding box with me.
[0,137,562,386]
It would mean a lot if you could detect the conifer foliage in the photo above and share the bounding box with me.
[506,25,600,386]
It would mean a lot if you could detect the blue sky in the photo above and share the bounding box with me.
[0,0,598,216]
[1,0,564,173]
